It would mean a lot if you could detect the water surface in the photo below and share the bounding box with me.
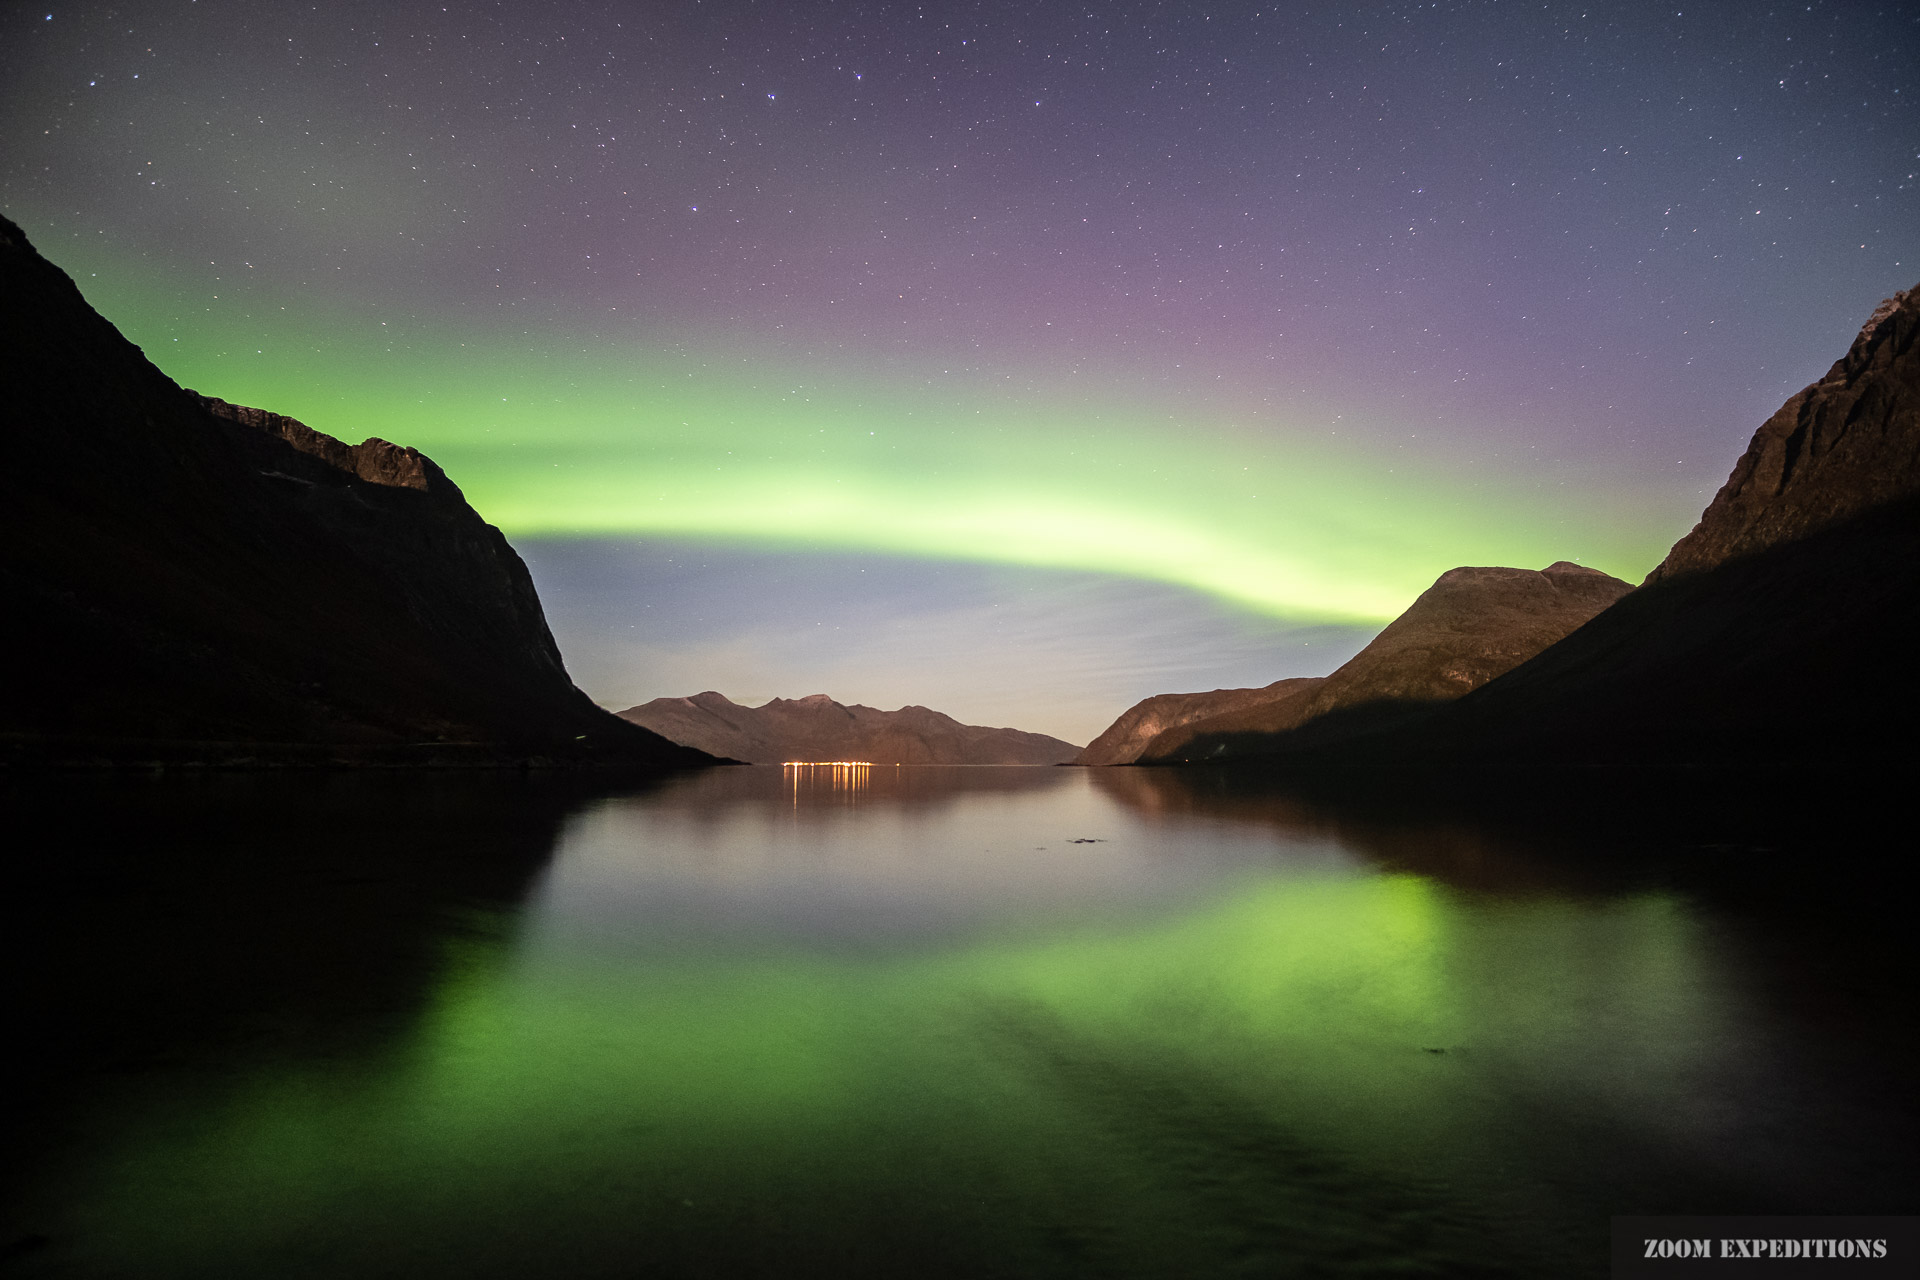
[5,766,1913,1277]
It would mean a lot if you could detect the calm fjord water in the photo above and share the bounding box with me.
[6,767,1913,1278]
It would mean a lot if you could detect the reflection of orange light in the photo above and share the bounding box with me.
[783,760,872,798]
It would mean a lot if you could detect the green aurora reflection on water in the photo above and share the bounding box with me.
[30,769,1775,1279]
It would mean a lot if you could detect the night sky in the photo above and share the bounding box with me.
[4,1,1914,742]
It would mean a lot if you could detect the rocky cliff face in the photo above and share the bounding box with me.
[1650,286,1920,582]
[1137,562,1631,763]
[197,395,444,491]
[0,214,712,767]
[1075,678,1324,765]
[620,691,1081,764]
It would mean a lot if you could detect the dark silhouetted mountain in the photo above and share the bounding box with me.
[1165,282,1920,776]
[1135,562,1631,763]
[0,215,713,768]
[1075,679,1324,765]
[619,691,1081,764]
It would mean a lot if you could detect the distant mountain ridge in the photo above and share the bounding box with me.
[0,214,712,768]
[620,692,1081,764]
[1075,678,1323,765]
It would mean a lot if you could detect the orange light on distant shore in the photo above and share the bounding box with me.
[783,759,873,803]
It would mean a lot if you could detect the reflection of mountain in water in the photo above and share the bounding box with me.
[9,770,1918,1279]
[600,758,1083,822]
[1090,762,1919,926]
[7,773,605,1093]
[1088,764,1642,897]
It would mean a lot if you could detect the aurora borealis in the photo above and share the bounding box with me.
[3,1,1914,741]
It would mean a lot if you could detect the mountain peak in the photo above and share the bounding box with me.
[1132,561,1629,763]
[1649,281,1920,584]
[1857,285,1914,345]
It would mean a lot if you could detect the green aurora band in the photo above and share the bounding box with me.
[72,253,1689,624]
